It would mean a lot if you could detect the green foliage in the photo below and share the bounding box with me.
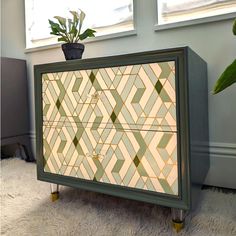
[49,9,96,43]
[213,18,236,94]
[213,59,236,94]
[233,18,236,36]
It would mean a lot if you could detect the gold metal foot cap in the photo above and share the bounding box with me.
[51,192,59,202]
[172,221,184,233]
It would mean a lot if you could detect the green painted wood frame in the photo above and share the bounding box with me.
[35,47,192,210]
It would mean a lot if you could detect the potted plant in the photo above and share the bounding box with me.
[213,18,236,94]
[49,9,96,60]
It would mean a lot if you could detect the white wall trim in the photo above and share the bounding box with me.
[206,142,236,189]
[24,30,137,53]
[154,12,236,32]
[209,142,236,158]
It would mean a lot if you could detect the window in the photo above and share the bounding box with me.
[25,0,134,49]
[157,0,236,26]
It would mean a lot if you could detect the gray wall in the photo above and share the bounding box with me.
[1,0,26,59]
[1,0,236,188]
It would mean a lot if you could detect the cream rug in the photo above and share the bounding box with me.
[1,158,236,236]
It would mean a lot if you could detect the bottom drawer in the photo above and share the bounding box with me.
[43,125,178,195]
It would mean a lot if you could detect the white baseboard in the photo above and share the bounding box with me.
[204,142,236,189]
[209,142,236,158]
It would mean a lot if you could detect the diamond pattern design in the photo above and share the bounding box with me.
[42,61,178,195]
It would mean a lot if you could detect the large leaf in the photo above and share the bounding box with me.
[233,18,236,35]
[78,9,86,34]
[54,16,67,29]
[69,11,79,28]
[70,26,78,42]
[49,20,60,34]
[213,59,236,94]
[70,10,79,19]
[50,31,60,36]
[48,19,66,34]
[58,36,70,43]
[79,28,96,40]
[68,18,72,32]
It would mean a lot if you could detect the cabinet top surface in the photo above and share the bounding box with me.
[34,46,192,71]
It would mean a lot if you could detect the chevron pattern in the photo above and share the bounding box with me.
[42,61,178,195]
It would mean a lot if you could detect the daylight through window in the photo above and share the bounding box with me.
[25,0,134,49]
[157,0,236,25]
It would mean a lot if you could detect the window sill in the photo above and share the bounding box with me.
[24,29,137,53]
[154,12,236,31]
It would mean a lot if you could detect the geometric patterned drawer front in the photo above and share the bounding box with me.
[42,61,176,132]
[43,125,178,195]
[42,61,178,196]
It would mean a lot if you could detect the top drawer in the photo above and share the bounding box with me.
[42,61,177,132]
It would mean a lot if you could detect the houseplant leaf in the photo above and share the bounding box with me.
[54,16,67,29]
[49,20,66,34]
[213,59,236,94]
[78,10,86,34]
[68,19,72,32]
[213,18,236,94]
[233,18,236,35]
[58,36,70,43]
[69,11,79,28]
[79,28,96,40]
[70,26,78,42]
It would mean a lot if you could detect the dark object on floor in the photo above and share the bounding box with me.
[1,57,34,162]
[202,185,236,194]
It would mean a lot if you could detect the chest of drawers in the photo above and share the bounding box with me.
[35,47,209,230]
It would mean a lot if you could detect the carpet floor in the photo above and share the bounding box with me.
[1,158,236,236]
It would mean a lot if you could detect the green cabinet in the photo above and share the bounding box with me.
[35,47,209,218]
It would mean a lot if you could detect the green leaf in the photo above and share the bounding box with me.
[213,59,236,94]
[79,10,86,24]
[49,19,58,29]
[68,18,72,32]
[54,16,67,29]
[79,28,96,41]
[69,11,79,28]
[78,9,86,34]
[58,36,69,43]
[49,21,59,34]
[50,32,60,36]
[70,10,79,19]
[48,19,66,34]
[233,18,236,36]
[70,26,78,42]
[69,25,78,35]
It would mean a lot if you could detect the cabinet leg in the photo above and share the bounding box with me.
[50,184,59,202]
[171,208,186,233]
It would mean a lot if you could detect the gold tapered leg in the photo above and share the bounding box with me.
[171,208,185,233]
[51,191,59,202]
[172,221,184,233]
[50,184,60,202]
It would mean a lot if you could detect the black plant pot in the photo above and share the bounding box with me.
[61,43,85,60]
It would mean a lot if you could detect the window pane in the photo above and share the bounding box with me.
[25,0,133,48]
[157,0,236,25]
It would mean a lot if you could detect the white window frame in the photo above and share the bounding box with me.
[154,0,236,31]
[24,0,137,52]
